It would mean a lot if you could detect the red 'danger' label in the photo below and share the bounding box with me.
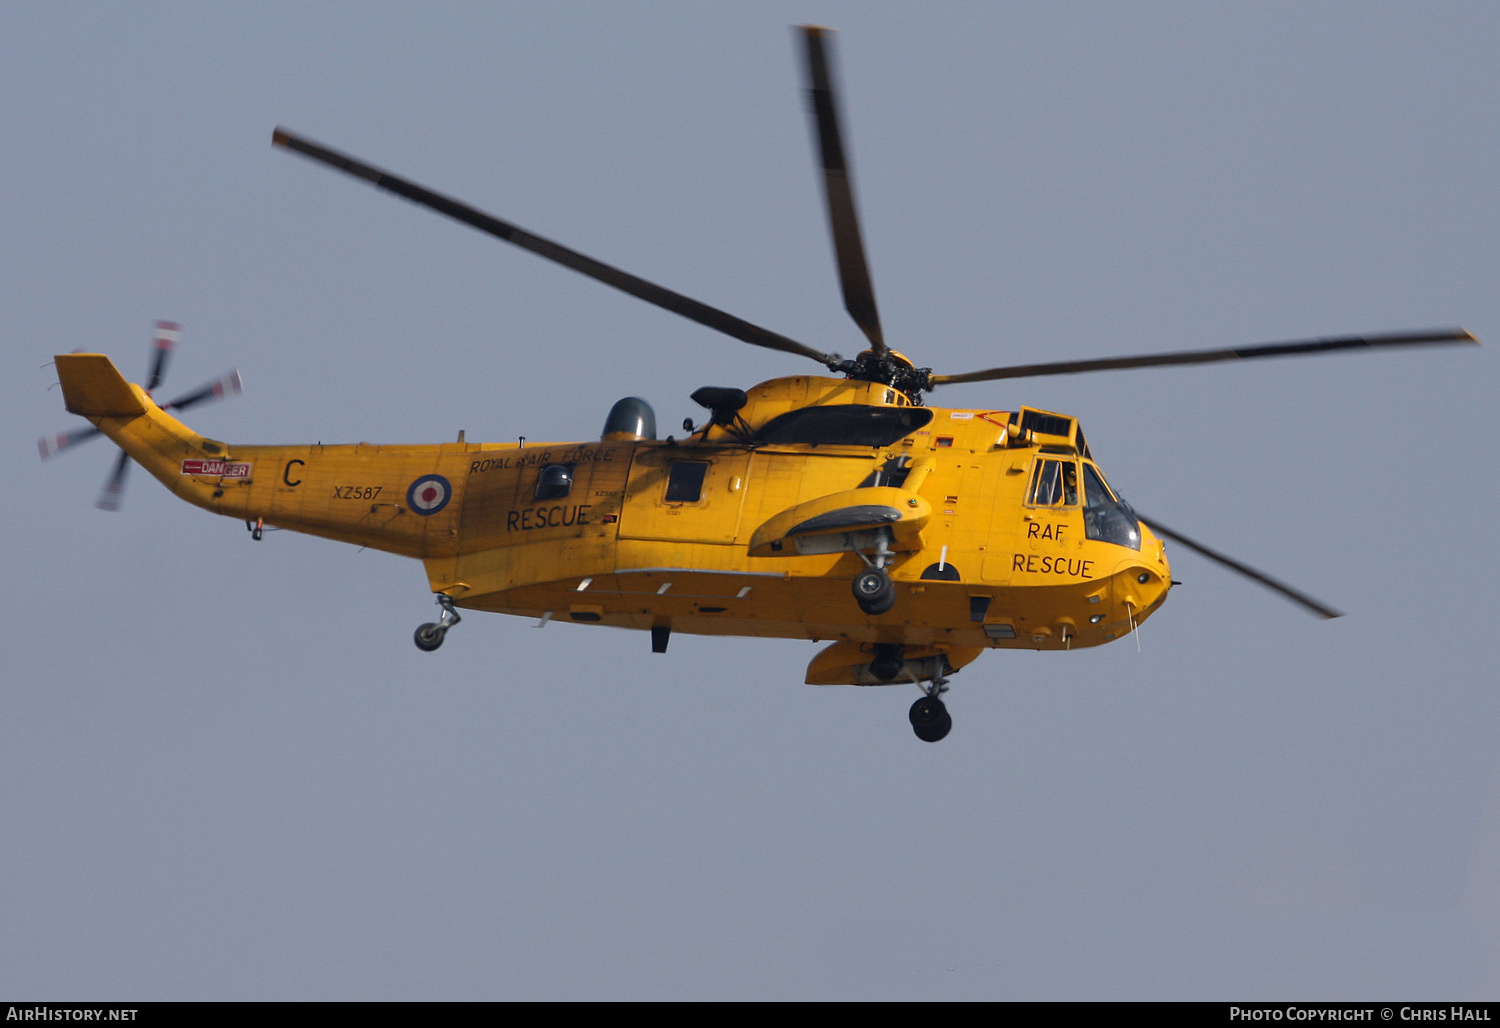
[180,459,252,478]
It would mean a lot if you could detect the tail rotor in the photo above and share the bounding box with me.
[39,321,242,511]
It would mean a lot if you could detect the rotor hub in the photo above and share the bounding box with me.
[835,349,932,404]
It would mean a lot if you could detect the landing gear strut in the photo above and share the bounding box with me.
[908,665,952,743]
[414,593,462,652]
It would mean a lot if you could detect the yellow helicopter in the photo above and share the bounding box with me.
[43,27,1476,742]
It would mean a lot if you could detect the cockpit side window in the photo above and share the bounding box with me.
[1027,457,1078,507]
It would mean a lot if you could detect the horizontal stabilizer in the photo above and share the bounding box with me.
[55,354,148,419]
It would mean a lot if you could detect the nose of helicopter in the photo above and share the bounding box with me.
[1039,523,1173,649]
[1116,521,1172,625]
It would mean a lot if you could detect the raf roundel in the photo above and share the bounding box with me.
[406,474,452,516]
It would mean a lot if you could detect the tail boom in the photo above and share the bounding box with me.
[52,353,465,559]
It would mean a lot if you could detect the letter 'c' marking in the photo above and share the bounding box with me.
[283,459,305,487]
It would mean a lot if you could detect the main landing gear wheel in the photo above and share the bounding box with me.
[909,695,952,743]
[853,568,895,615]
[413,593,462,653]
[908,662,954,742]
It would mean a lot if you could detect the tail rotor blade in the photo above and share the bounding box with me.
[96,450,131,512]
[162,370,242,413]
[38,424,103,459]
[1140,515,1343,619]
[145,321,179,394]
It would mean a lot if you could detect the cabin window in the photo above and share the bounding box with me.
[664,461,709,503]
[535,463,574,500]
[1027,457,1078,507]
[1081,462,1141,550]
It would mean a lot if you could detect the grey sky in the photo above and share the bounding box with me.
[3,1,1497,999]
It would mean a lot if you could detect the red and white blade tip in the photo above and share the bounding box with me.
[154,322,180,349]
[38,433,70,459]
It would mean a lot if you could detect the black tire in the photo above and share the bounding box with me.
[909,696,952,742]
[914,713,952,743]
[414,622,446,652]
[853,569,896,615]
[909,695,946,728]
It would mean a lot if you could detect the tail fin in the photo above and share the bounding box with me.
[51,352,234,517]
[56,354,149,419]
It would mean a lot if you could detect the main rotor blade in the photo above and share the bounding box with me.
[39,424,103,459]
[145,321,178,394]
[800,26,885,354]
[273,128,840,369]
[1140,515,1342,619]
[930,329,1479,386]
[96,450,130,512]
[161,370,242,413]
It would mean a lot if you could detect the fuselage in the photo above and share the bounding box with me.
[59,355,1171,665]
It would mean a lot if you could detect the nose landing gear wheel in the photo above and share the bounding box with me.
[909,695,952,743]
[853,568,896,615]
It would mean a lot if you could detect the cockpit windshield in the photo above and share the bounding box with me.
[1082,462,1141,550]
